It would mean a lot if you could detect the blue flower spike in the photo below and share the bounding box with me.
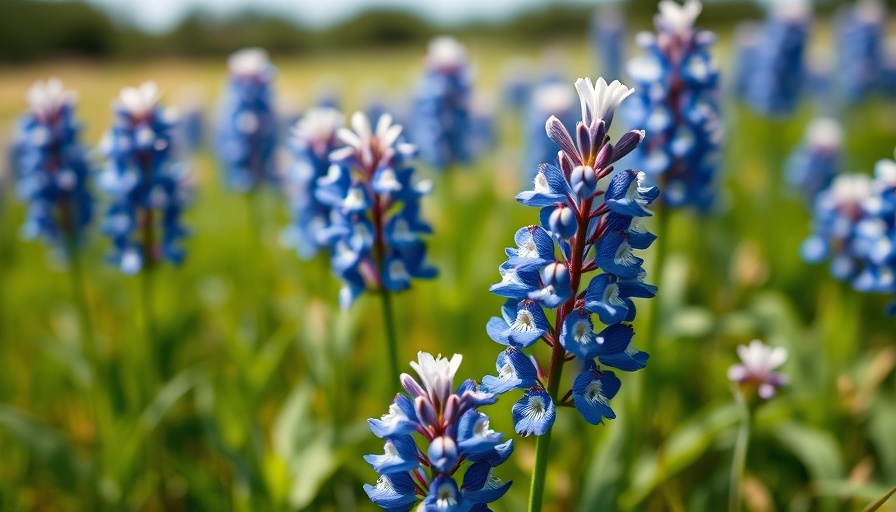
[626,0,723,212]
[14,78,94,256]
[100,82,191,274]
[314,111,436,307]
[215,48,279,192]
[803,149,896,314]
[411,36,473,170]
[484,75,656,437]
[364,352,512,510]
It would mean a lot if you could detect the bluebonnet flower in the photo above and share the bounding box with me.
[802,156,896,313]
[590,7,626,81]
[728,340,788,400]
[626,0,722,212]
[215,48,279,192]
[14,78,94,253]
[836,0,884,104]
[365,352,512,511]
[500,58,533,112]
[411,36,472,170]
[730,22,761,102]
[523,80,577,182]
[99,82,191,275]
[282,107,344,259]
[785,117,843,204]
[742,2,810,116]
[483,77,656,435]
[318,111,436,307]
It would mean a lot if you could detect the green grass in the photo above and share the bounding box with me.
[1,37,896,512]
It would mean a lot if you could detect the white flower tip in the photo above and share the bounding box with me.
[228,47,271,77]
[26,77,75,118]
[805,118,843,149]
[119,81,161,117]
[657,0,703,34]
[773,0,811,22]
[427,36,467,70]
[533,82,576,113]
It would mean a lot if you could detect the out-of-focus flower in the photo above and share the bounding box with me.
[802,153,896,313]
[742,1,810,116]
[364,352,511,510]
[728,340,788,400]
[14,78,94,254]
[282,107,344,259]
[836,0,885,104]
[785,117,843,203]
[483,76,656,435]
[411,36,472,170]
[100,82,191,275]
[626,0,722,212]
[215,48,279,192]
[318,111,437,307]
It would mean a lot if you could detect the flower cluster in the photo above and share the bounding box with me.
[523,80,577,182]
[317,112,437,307]
[215,48,279,192]
[14,78,94,252]
[411,36,472,170]
[364,353,511,511]
[835,0,884,104]
[626,0,722,212]
[728,340,788,400]
[483,77,657,436]
[100,82,190,274]
[802,155,896,314]
[741,2,809,116]
[282,107,344,259]
[785,117,842,204]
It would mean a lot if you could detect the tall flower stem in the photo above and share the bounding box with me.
[728,392,751,512]
[528,197,591,512]
[380,288,400,385]
[372,193,400,383]
[245,189,270,340]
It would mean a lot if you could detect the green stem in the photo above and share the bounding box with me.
[528,343,565,512]
[380,289,400,384]
[66,236,97,374]
[66,237,102,506]
[728,394,751,512]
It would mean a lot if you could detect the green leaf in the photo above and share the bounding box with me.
[863,483,896,512]
[621,402,741,509]
[0,404,87,489]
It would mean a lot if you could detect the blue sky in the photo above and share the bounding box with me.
[74,0,596,33]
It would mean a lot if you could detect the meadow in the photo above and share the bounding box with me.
[1,29,896,512]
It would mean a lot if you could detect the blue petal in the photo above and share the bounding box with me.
[481,347,538,395]
[596,232,644,279]
[572,364,621,425]
[424,476,472,512]
[457,411,503,454]
[466,439,514,467]
[584,273,630,325]
[485,300,549,348]
[511,388,555,437]
[461,461,512,504]
[559,309,601,360]
[363,434,420,475]
[368,394,418,438]
[363,471,418,509]
[595,324,649,371]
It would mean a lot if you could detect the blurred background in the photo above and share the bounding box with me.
[2,0,896,511]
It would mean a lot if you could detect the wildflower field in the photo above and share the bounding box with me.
[2,3,896,511]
